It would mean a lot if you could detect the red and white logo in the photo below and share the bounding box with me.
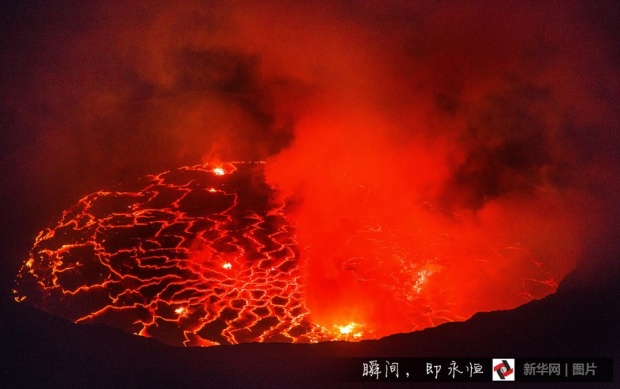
[492,359,515,381]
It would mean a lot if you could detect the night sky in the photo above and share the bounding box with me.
[1,0,619,347]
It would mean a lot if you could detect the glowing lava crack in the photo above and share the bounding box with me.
[14,162,332,346]
[14,161,560,347]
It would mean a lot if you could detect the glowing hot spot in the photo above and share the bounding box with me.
[332,322,365,341]
[337,322,357,335]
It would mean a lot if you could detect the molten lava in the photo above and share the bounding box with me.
[14,162,560,346]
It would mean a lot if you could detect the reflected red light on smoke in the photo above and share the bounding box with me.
[264,111,581,338]
[14,160,576,346]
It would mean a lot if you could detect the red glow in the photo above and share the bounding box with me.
[14,161,574,346]
[260,107,585,338]
[8,3,616,348]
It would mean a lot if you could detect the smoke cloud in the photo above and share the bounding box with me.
[2,0,618,336]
